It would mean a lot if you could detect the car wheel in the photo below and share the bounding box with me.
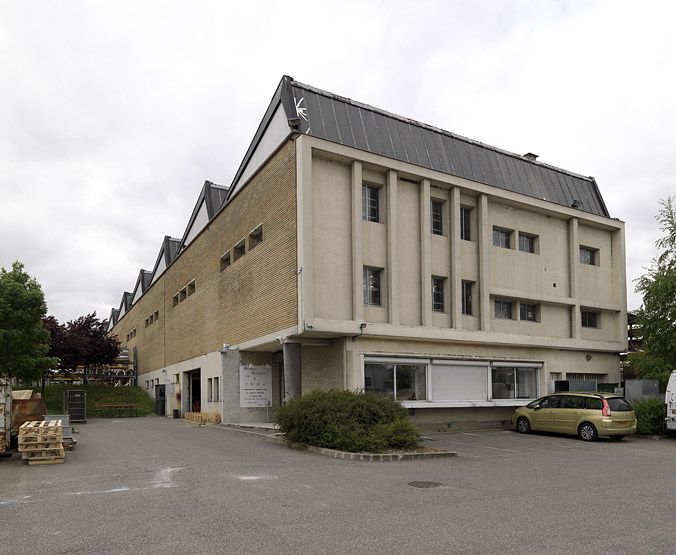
[578,422,598,441]
[609,435,625,441]
[516,417,531,434]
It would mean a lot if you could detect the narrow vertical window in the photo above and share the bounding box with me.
[207,378,213,402]
[431,200,443,235]
[363,267,381,306]
[214,377,220,402]
[462,280,474,316]
[432,277,445,312]
[460,207,472,241]
[362,184,380,222]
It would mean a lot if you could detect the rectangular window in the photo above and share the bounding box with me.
[187,280,195,296]
[172,293,179,307]
[149,313,154,324]
[220,251,231,271]
[249,225,263,249]
[581,310,599,328]
[493,227,512,249]
[207,378,213,402]
[518,232,537,254]
[145,318,149,328]
[491,367,537,399]
[462,281,474,316]
[432,277,445,312]
[520,303,538,322]
[460,207,472,241]
[363,267,381,306]
[213,377,220,402]
[364,363,427,401]
[362,184,380,222]
[580,246,598,265]
[233,240,246,261]
[179,287,187,302]
[154,310,159,320]
[431,200,443,235]
[495,300,513,320]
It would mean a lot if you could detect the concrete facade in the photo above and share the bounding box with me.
[109,80,626,430]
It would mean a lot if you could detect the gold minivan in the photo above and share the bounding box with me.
[512,393,636,441]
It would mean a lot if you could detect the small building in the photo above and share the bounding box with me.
[108,76,627,431]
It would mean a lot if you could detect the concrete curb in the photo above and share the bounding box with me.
[208,424,457,461]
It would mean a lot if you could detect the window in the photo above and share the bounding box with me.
[493,227,512,249]
[233,239,246,261]
[431,200,443,235]
[518,232,537,254]
[520,303,538,322]
[249,225,263,249]
[364,363,427,401]
[172,294,179,307]
[173,373,179,385]
[207,378,213,402]
[581,310,599,328]
[580,246,598,265]
[179,287,187,302]
[220,251,231,271]
[462,281,474,316]
[155,378,159,386]
[362,184,380,222]
[491,367,537,399]
[213,377,220,402]
[187,280,195,296]
[154,310,159,320]
[432,277,445,312]
[495,300,513,320]
[460,207,472,241]
[363,267,381,306]
[145,318,149,328]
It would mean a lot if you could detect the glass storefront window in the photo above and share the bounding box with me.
[492,367,538,399]
[364,363,427,401]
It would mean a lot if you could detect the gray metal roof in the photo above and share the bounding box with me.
[243,76,608,217]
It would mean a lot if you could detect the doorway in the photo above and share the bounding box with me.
[184,369,201,413]
[154,384,166,416]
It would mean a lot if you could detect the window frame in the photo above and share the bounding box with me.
[363,266,382,306]
[187,280,196,296]
[495,299,514,320]
[220,250,231,271]
[362,183,380,223]
[519,302,539,322]
[461,280,474,316]
[431,199,444,235]
[431,276,445,312]
[579,246,598,266]
[518,232,538,254]
[233,239,246,261]
[249,224,263,249]
[460,206,472,241]
[364,361,428,401]
[581,309,600,328]
[493,227,513,249]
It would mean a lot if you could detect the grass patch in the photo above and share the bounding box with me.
[28,384,155,417]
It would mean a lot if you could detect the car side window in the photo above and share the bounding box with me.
[540,396,560,409]
[561,395,584,409]
[583,397,603,410]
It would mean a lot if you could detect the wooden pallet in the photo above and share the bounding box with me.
[19,420,63,439]
[27,457,64,466]
[18,420,65,464]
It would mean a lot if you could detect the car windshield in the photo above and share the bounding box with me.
[607,397,633,412]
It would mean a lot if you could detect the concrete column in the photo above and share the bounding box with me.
[612,227,628,346]
[450,186,461,329]
[569,218,580,339]
[351,161,364,322]
[387,170,400,324]
[477,194,490,331]
[282,342,301,403]
[297,137,313,327]
[420,179,432,327]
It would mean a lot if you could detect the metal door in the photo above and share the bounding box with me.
[155,385,166,416]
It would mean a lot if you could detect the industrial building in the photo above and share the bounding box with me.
[108,76,627,430]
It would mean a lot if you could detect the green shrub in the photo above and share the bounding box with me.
[275,389,420,453]
[633,397,665,435]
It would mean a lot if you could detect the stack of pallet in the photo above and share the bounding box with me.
[18,420,65,465]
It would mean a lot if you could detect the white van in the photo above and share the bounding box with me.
[666,370,676,435]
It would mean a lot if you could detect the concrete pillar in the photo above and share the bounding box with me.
[450,186,461,329]
[420,179,432,327]
[283,342,302,402]
[387,170,400,324]
[569,218,580,339]
[351,161,364,322]
[612,227,628,346]
[477,194,490,331]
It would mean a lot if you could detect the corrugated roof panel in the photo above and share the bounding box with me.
[333,100,354,146]
[478,145,503,190]
[303,91,326,137]
[431,132,452,174]
[436,134,457,175]
[316,94,341,144]
[446,136,473,181]
[420,127,446,173]
[344,102,369,151]
[385,116,408,163]
[391,118,414,164]
[399,123,421,166]
[409,124,433,169]
[372,112,395,159]
[361,109,382,153]
[521,162,545,201]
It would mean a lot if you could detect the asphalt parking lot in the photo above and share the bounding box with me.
[2,418,675,554]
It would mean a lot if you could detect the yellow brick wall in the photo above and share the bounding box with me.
[111,139,298,374]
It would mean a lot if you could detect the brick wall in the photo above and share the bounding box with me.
[111,139,298,374]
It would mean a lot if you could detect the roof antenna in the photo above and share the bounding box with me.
[571,200,583,209]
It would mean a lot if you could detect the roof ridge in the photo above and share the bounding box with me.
[291,78,594,184]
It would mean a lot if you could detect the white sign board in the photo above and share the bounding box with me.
[240,365,272,408]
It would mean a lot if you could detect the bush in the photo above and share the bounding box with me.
[633,397,665,435]
[275,389,420,453]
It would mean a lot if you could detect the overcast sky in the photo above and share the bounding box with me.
[1,0,674,323]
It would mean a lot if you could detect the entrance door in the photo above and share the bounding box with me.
[190,370,201,413]
[155,385,166,416]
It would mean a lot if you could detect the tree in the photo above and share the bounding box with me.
[44,312,120,383]
[0,262,57,381]
[631,197,676,384]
